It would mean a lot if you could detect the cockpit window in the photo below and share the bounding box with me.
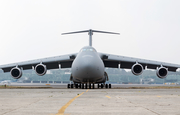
[80,48,96,52]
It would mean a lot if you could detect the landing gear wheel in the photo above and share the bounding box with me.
[85,83,87,89]
[98,84,100,88]
[82,84,84,89]
[101,84,103,88]
[89,83,91,89]
[92,83,94,89]
[75,84,78,88]
[71,84,74,88]
[79,84,81,88]
[67,84,70,88]
[109,84,111,88]
[105,84,108,88]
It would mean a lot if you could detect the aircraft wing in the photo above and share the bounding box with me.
[0,53,77,73]
[99,53,180,72]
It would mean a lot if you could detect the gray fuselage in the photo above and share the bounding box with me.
[71,46,105,83]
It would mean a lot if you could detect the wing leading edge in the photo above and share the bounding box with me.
[99,53,180,72]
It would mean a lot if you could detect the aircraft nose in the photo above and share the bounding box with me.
[79,55,103,78]
[81,56,95,73]
[72,54,104,82]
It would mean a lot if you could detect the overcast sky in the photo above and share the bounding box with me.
[0,0,180,66]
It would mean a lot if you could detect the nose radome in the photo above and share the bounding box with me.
[71,53,104,82]
[81,59,94,71]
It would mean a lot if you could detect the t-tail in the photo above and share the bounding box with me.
[62,29,120,46]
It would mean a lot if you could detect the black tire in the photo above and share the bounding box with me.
[89,83,91,89]
[67,84,70,88]
[98,84,99,88]
[101,84,103,88]
[75,84,78,88]
[79,84,81,88]
[85,83,87,89]
[105,84,108,88]
[82,84,84,89]
[109,84,111,88]
[71,84,74,88]
[92,83,95,89]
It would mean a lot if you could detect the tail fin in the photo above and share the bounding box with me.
[62,29,120,46]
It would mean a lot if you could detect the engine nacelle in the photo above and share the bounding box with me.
[35,64,47,76]
[131,63,143,75]
[10,67,22,79]
[156,67,168,79]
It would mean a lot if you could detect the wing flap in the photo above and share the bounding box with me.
[21,64,33,70]
[99,53,180,72]
[0,53,77,73]
[146,64,158,69]
[60,61,73,68]
[2,67,14,72]
[165,66,177,72]
[45,62,59,70]
[120,62,134,69]
[103,61,119,68]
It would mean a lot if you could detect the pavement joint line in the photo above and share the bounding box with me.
[2,98,43,115]
[121,96,160,115]
[106,95,111,98]
[56,90,89,115]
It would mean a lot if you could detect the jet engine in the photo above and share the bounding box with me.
[35,64,47,76]
[10,67,22,79]
[156,67,168,79]
[131,63,143,75]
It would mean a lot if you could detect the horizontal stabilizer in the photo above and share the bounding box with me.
[62,30,89,35]
[62,29,120,46]
[91,30,120,35]
[62,29,120,35]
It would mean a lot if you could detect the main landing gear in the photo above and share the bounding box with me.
[97,84,111,89]
[67,83,111,89]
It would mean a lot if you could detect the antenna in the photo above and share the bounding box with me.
[62,29,120,46]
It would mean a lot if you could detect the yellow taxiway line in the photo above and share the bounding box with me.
[106,95,111,98]
[157,95,162,97]
[56,89,89,115]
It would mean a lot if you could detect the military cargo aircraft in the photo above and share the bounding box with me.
[0,29,180,89]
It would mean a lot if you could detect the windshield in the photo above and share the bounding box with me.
[80,48,96,52]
